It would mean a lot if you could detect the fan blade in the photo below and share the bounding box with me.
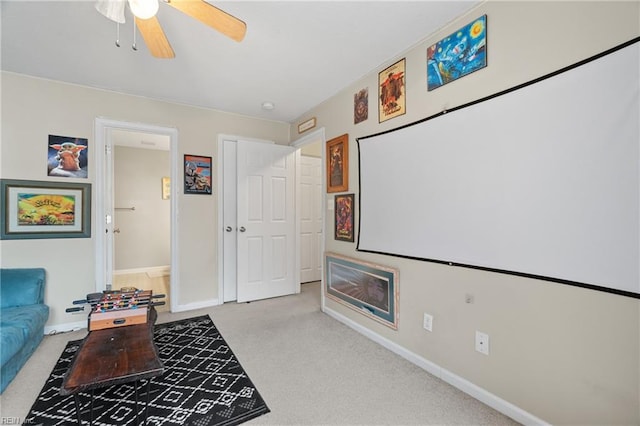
[135,16,176,58]
[166,0,246,42]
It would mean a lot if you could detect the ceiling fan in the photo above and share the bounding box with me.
[95,0,246,59]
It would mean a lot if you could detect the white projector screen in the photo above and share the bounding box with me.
[357,39,640,298]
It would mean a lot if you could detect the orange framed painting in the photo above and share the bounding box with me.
[326,134,349,193]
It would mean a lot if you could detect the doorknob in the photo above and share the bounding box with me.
[113,228,121,233]
[239,226,246,232]
[225,226,233,232]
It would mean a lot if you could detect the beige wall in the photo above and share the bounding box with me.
[1,1,639,423]
[300,143,321,158]
[114,146,170,270]
[0,73,290,327]
[290,1,640,424]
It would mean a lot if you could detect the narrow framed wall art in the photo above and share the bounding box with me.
[378,58,406,123]
[326,134,349,193]
[335,193,354,242]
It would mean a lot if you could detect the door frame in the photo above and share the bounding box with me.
[291,128,327,311]
[94,118,179,311]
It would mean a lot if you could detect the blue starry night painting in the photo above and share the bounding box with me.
[427,15,487,91]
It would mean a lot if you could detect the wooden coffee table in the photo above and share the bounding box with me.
[60,308,164,425]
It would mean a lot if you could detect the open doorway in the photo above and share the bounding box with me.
[292,128,327,310]
[94,118,178,312]
[298,140,323,283]
[111,130,171,311]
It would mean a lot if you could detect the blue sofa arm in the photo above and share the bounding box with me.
[1,268,46,308]
[1,268,49,394]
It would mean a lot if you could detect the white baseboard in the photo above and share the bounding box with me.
[323,306,550,426]
[171,298,219,313]
[45,320,87,335]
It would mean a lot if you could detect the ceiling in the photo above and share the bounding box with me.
[1,0,480,124]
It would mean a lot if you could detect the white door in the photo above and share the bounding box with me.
[236,140,297,302]
[222,140,238,302]
[300,156,323,282]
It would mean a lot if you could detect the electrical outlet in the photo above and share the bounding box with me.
[423,313,433,332]
[465,293,474,304]
[475,331,489,355]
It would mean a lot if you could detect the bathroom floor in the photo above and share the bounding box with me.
[113,271,170,312]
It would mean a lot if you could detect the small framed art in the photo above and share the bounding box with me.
[298,117,316,134]
[378,58,406,123]
[0,179,91,240]
[325,252,399,329]
[47,134,88,178]
[427,15,487,91]
[335,193,354,242]
[326,134,348,193]
[161,177,170,200]
[184,155,212,195]
[354,88,368,124]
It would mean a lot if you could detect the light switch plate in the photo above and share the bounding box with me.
[423,313,433,332]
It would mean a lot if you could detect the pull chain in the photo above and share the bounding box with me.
[115,22,120,47]
[132,18,137,51]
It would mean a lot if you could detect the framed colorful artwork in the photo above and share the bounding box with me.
[326,134,349,193]
[354,88,368,124]
[325,252,399,329]
[47,134,88,178]
[161,177,170,200]
[0,179,91,239]
[335,193,354,242]
[184,155,212,195]
[378,58,406,123]
[427,15,487,91]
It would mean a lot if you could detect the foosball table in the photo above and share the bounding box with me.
[66,288,166,331]
[62,287,166,424]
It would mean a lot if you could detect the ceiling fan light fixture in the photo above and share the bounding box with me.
[128,0,159,20]
[95,0,126,23]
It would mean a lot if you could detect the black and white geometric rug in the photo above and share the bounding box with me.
[25,315,270,425]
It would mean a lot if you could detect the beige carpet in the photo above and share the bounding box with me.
[0,282,520,425]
